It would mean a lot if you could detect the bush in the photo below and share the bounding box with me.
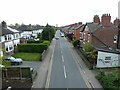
[18,44,48,53]
[43,40,50,46]
[83,42,93,52]
[72,40,80,47]
[96,71,120,89]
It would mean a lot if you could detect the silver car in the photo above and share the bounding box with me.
[5,56,23,65]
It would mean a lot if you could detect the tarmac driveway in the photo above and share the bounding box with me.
[10,61,41,71]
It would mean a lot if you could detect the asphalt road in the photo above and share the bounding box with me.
[48,30,88,88]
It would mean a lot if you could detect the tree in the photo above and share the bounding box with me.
[15,23,20,29]
[83,42,97,64]
[83,42,93,52]
[42,24,56,41]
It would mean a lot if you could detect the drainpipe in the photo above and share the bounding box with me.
[117,25,120,49]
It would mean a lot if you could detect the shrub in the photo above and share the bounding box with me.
[72,40,80,47]
[96,71,120,89]
[83,42,93,52]
[18,44,48,53]
[43,40,50,46]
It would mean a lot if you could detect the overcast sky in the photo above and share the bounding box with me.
[0,0,119,26]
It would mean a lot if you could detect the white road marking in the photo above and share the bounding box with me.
[62,55,64,62]
[63,65,67,78]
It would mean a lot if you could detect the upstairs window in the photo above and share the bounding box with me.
[114,35,117,43]
[5,36,7,41]
[105,57,111,60]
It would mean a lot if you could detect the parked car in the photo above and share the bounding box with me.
[55,37,59,40]
[5,56,23,65]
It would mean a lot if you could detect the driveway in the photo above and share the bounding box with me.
[10,61,41,71]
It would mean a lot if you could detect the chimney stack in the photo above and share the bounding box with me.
[2,21,7,29]
[113,18,120,26]
[101,14,111,26]
[93,15,100,24]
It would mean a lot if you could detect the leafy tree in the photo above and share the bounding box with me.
[15,23,20,29]
[42,24,56,41]
[83,42,97,64]
[83,42,93,52]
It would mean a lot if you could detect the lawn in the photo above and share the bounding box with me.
[14,53,42,61]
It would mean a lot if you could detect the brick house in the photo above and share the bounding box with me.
[80,14,120,49]
[74,24,84,40]
[80,22,100,46]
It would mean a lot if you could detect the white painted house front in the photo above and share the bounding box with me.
[96,50,120,68]
[1,26,21,55]
[20,29,43,40]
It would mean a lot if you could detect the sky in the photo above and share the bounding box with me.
[0,0,120,26]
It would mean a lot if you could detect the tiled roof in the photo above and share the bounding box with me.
[74,24,83,30]
[2,28,14,35]
[0,26,19,35]
[69,24,79,30]
[86,22,101,33]
[92,26,119,49]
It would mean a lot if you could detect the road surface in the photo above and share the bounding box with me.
[47,30,90,88]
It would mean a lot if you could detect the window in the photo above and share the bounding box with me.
[5,36,7,40]
[105,57,111,60]
[6,47,9,52]
[114,35,117,43]
[88,34,90,41]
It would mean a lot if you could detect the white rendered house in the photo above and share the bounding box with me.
[96,49,120,68]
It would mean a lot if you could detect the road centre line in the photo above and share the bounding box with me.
[63,65,67,78]
[62,55,64,62]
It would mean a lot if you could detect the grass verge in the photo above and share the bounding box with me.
[14,52,42,61]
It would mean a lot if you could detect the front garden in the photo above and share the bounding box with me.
[14,40,50,61]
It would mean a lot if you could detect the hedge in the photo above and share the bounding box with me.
[43,40,50,46]
[27,40,43,43]
[18,44,48,53]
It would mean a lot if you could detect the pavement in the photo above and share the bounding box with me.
[31,38,55,89]
[68,42,103,89]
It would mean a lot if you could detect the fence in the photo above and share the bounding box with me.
[2,67,33,89]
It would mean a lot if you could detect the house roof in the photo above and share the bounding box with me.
[74,24,84,30]
[86,22,101,33]
[7,26,19,33]
[1,26,19,35]
[69,23,82,30]
[2,28,14,35]
[92,25,119,49]
[97,48,120,54]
